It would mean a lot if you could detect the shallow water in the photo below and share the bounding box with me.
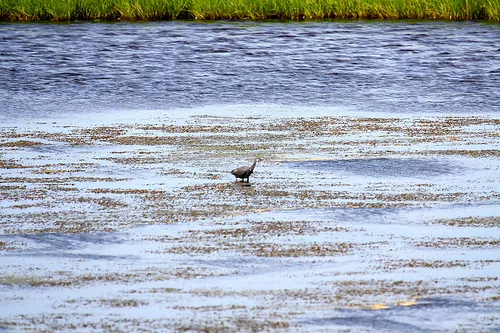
[301,297,500,332]
[1,109,499,332]
[1,21,500,120]
[285,158,458,178]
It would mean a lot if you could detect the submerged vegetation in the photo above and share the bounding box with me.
[2,110,500,331]
[0,0,499,21]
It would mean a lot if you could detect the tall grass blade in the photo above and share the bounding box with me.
[0,0,499,21]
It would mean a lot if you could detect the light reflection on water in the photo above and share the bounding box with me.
[1,21,499,119]
[302,297,500,333]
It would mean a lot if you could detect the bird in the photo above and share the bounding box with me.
[231,158,261,182]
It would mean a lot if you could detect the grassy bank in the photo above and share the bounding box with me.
[0,0,499,21]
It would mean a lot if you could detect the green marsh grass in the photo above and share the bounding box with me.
[0,0,498,21]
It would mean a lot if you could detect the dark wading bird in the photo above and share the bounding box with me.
[231,158,261,182]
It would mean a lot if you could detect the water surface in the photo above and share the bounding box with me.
[1,21,499,119]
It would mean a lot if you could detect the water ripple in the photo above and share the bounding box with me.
[1,21,499,119]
